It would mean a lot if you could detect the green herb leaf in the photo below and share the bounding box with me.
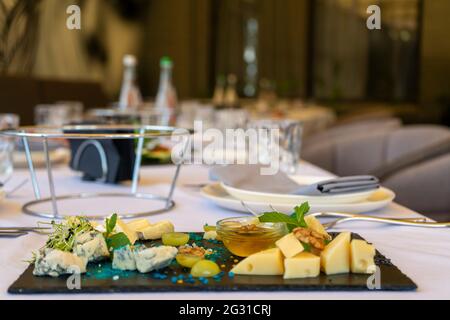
[258,202,312,232]
[106,232,131,251]
[259,212,299,229]
[301,242,311,252]
[104,213,118,238]
[293,202,310,228]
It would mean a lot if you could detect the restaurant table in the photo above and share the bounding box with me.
[1,161,450,300]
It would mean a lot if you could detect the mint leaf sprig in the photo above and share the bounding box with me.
[103,213,131,251]
[258,202,312,251]
[291,202,310,228]
[258,202,310,232]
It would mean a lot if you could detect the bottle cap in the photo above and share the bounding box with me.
[123,54,137,67]
[160,56,173,68]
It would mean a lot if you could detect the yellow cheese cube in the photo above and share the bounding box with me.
[115,217,138,245]
[350,239,376,274]
[127,219,151,232]
[275,233,304,258]
[231,248,284,276]
[320,232,350,275]
[304,215,331,240]
[283,252,320,279]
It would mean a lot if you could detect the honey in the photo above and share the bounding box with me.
[216,217,288,257]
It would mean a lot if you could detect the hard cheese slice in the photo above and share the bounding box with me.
[116,217,138,245]
[275,233,304,258]
[283,252,320,279]
[304,215,331,240]
[320,232,351,275]
[127,219,151,233]
[138,221,174,240]
[231,248,284,276]
[350,239,376,274]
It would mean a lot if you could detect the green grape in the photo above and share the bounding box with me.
[176,254,203,268]
[161,232,190,246]
[190,260,221,278]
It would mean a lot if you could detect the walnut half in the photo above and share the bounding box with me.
[178,244,210,258]
[292,227,327,250]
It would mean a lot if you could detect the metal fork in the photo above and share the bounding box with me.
[0,231,28,238]
[0,226,51,238]
[240,201,448,228]
[310,212,449,229]
[321,216,427,230]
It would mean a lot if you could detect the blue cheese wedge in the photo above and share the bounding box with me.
[112,246,137,271]
[33,249,87,277]
[74,231,109,262]
[133,246,178,273]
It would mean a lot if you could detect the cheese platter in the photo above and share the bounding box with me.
[8,203,417,294]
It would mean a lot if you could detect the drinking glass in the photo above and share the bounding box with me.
[140,108,171,126]
[56,101,84,123]
[177,100,199,128]
[0,114,19,184]
[215,109,249,131]
[34,104,71,127]
[247,119,303,174]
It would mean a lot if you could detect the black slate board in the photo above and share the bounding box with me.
[8,233,417,294]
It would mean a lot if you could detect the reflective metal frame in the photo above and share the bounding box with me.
[0,124,190,220]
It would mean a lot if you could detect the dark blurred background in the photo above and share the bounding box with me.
[1,0,449,125]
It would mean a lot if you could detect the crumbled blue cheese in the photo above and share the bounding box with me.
[74,231,109,262]
[133,246,178,273]
[33,249,87,277]
[112,246,136,271]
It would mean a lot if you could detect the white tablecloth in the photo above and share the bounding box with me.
[1,162,449,300]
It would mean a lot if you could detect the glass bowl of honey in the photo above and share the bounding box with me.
[216,217,288,257]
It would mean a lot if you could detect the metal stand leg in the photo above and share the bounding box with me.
[131,128,145,194]
[166,163,181,209]
[165,135,190,208]
[43,138,58,217]
[22,136,41,200]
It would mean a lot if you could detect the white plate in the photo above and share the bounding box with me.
[221,176,378,205]
[201,183,395,214]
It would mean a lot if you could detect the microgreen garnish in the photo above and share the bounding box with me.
[26,216,94,264]
[42,216,93,252]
